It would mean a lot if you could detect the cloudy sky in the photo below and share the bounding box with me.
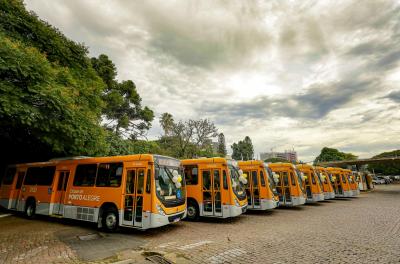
[25,0,400,161]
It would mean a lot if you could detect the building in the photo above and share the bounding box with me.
[260,150,298,163]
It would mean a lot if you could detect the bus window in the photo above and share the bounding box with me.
[252,171,258,186]
[96,163,123,187]
[202,170,212,212]
[15,171,25,189]
[25,166,55,186]
[137,169,145,195]
[2,167,16,185]
[260,170,266,187]
[311,172,316,184]
[73,164,97,187]
[223,170,228,190]
[184,165,198,185]
[283,172,289,186]
[126,170,135,194]
[146,169,151,193]
[290,172,296,186]
[155,167,180,201]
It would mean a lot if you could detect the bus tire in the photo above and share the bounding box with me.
[25,199,36,219]
[186,200,199,221]
[102,207,118,232]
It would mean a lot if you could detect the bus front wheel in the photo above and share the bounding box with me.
[186,201,199,221]
[25,200,36,219]
[102,208,118,232]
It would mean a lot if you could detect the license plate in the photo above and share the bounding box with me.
[173,217,180,222]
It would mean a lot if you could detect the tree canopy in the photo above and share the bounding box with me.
[0,0,154,172]
[368,150,400,175]
[231,136,254,160]
[314,147,358,164]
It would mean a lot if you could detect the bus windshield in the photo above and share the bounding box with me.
[295,168,305,192]
[155,166,185,206]
[313,169,324,189]
[266,167,278,195]
[228,165,246,200]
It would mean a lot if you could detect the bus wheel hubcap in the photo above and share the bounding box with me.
[106,214,116,228]
[27,206,33,216]
[188,207,195,217]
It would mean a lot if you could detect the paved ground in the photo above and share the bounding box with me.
[1,184,400,263]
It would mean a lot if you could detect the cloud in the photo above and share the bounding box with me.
[384,90,400,103]
[24,0,400,161]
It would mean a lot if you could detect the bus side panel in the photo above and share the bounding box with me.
[64,186,123,222]
[0,184,13,209]
[21,185,54,215]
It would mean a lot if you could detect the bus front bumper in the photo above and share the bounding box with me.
[324,192,335,199]
[281,196,306,207]
[148,210,186,229]
[224,204,247,217]
[336,190,353,198]
[251,199,278,210]
[306,193,325,203]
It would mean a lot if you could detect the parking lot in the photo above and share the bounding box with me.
[1,184,400,264]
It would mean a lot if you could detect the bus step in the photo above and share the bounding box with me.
[50,214,63,218]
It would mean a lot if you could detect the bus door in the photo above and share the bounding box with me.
[304,172,312,199]
[276,171,291,203]
[52,171,70,215]
[11,171,25,210]
[246,171,260,208]
[335,174,343,194]
[202,169,222,217]
[122,168,145,227]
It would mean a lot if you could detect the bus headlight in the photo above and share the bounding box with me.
[234,198,240,207]
[156,204,166,216]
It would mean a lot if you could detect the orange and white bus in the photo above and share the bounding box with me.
[238,160,279,210]
[182,158,247,220]
[343,169,359,196]
[296,164,324,203]
[353,171,368,191]
[314,166,335,199]
[0,154,186,231]
[325,167,352,198]
[268,163,306,206]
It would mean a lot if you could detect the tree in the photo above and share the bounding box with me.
[314,147,358,164]
[159,112,175,136]
[158,115,218,158]
[231,136,254,160]
[217,133,227,156]
[91,54,154,138]
[368,150,400,175]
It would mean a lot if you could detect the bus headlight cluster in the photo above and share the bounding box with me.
[234,198,240,207]
[156,204,166,216]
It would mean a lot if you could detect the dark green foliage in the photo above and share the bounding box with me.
[217,133,227,156]
[314,147,358,164]
[368,150,400,175]
[231,136,254,160]
[91,54,154,138]
[0,0,155,174]
[0,0,89,69]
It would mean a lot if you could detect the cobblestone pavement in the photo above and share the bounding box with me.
[1,185,400,263]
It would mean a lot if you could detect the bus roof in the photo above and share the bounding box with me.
[237,160,264,166]
[268,162,296,168]
[296,164,314,170]
[10,154,178,167]
[181,157,230,166]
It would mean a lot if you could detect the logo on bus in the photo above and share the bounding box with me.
[68,189,100,202]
